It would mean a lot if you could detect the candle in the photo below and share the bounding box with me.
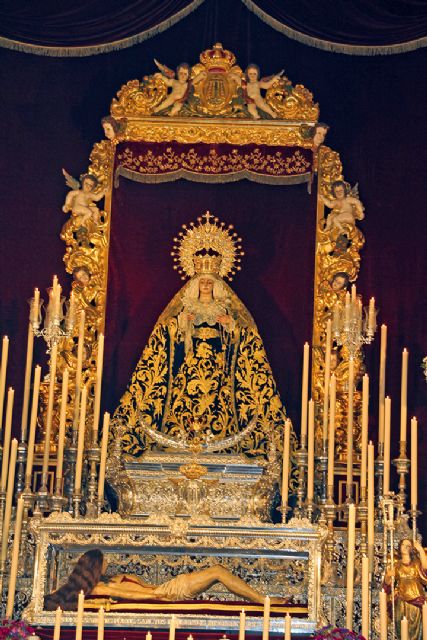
[73,310,85,429]
[97,412,110,502]
[383,397,391,494]
[25,365,41,486]
[345,503,356,630]
[285,612,291,640]
[42,342,58,484]
[29,288,40,324]
[0,388,14,491]
[0,439,18,565]
[422,601,427,639]
[379,589,387,640]
[5,497,24,618]
[97,605,104,640]
[411,417,418,509]
[169,613,177,640]
[401,616,409,640]
[378,325,387,444]
[20,320,35,442]
[56,369,69,487]
[327,374,336,490]
[345,292,351,324]
[146,633,152,640]
[281,419,291,518]
[53,606,62,640]
[0,336,9,437]
[400,349,409,442]
[92,333,105,440]
[75,590,84,640]
[360,374,369,490]
[367,442,375,571]
[361,555,369,640]
[307,399,315,502]
[322,319,332,442]
[351,284,356,303]
[262,595,271,640]
[346,358,354,494]
[54,284,62,318]
[74,386,87,494]
[300,342,310,445]
[239,609,246,640]
[368,297,375,332]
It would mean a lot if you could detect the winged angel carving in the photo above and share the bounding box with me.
[62,169,105,228]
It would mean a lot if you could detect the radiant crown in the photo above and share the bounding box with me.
[199,43,236,73]
[171,212,244,281]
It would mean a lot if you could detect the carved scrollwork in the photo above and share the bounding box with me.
[266,81,319,121]
[111,77,168,118]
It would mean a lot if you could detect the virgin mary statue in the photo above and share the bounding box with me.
[113,212,288,459]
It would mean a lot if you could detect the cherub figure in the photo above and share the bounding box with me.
[153,60,192,116]
[101,115,122,140]
[321,180,365,233]
[243,64,284,120]
[62,169,105,227]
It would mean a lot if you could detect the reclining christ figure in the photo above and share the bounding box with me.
[44,550,288,610]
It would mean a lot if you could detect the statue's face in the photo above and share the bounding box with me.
[74,269,90,286]
[400,539,412,555]
[331,275,346,291]
[247,67,259,82]
[82,178,96,192]
[199,277,214,295]
[313,126,328,146]
[330,352,338,370]
[178,67,189,82]
[103,122,115,140]
[333,185,346,200]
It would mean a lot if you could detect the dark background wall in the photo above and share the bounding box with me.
[0,0,426,526]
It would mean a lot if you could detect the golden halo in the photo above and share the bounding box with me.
[171,211,244,281]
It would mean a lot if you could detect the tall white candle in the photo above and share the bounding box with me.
[378,325,387,444]
[0,438,18,565]
[25,365,41,485]
[367,442,375,571]
[239,609,246,640]
[411,417,418,509]
[327,374,336,489]
[322,319,332,442]
[97,605,104,640]
[262,595,271,640]
[368,297,375,332]
[75,590,84,640]
[307,399,315,502]
[74,386,87,494]
[169,613,177,640]
[360,374,369,490]
[400,349,409,442]
[97,412,110,501]
[379,589,387,640]
[0,387,14,491]
[281,419,291,518]
[73,310,85,429]
[56,368,69,486]
[345,503,356,630]
[53,606,62,640]
[0,336,9,437]
[383,397,391,494]
[5,497,24,618]
[401,616,409,640]
[422,601,427,639]
[42,341,58,480]
[92,333,105,440]
[300,342,310,445]
[285,612,291,640]
[346,358,354,493]
[20,321,35,442]
[361,555,369,640]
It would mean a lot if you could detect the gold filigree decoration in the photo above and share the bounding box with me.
[111,78,167,118]
[266,81,319,121]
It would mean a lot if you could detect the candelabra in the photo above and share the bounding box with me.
[332,286,377,359]
[29,282,76,354]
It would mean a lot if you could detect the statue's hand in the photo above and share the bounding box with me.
[413,540,424,554]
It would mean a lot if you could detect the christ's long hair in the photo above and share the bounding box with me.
[44,549,104,611]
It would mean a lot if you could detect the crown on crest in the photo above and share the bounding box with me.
[171,212,244,281]
[199,43,236,73]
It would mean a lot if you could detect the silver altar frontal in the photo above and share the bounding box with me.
[24,511,323,635]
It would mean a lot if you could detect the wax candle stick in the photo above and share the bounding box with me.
[367,442,375,571]
[169,613,177,640]
[25,365,41,485]
[75,386,87,494]
[0,336,9,437]
[360,375,369,490]
[262,595,270,640]
[281,420,291,517]
[411,417,418,509]
[378,325,387,444]
[1,439,18,565]
[0,388,14,491]
[239,609,246,640]
[75,590,84,640]
[361,555,369,640]
[379,589,387,640]
[383,397,391,494]
[56,368,69,488]
[300,342,310,445]
[42,342,58,482]
[97,412,110,501]
[53,606,62,640]
[97,605,104,640]
[73,310,85,429]
[401,617,409,640]
[345,292,351,324]
[422,601,427,639]
[92,333,105,440]
[146,633,152,640]
[20,321,35,442]
[400,349,409,442]
[285,612,291,640]
[368,297,375,332]
[307,400,315,502]
[327,374,336,489]
[346,358,354,494]
[5,497,24,618]
[322,320,332,442]
[345,503,356,630]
